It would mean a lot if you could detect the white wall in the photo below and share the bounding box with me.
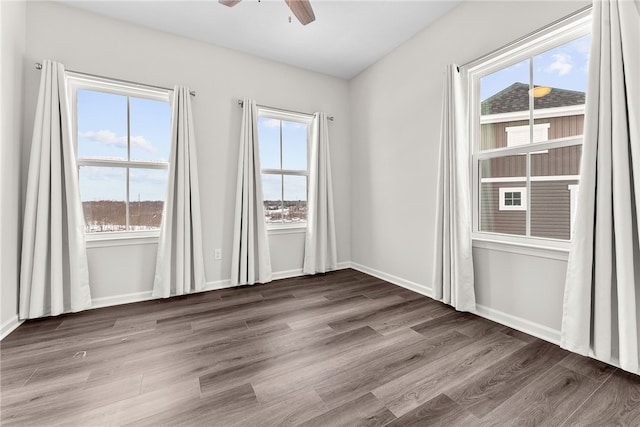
[22,1,351,305]
[1,0,26,338]
[349,1,589,341]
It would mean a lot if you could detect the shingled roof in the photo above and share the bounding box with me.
[481,82,585,115]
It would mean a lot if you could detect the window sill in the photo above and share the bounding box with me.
[267,224,307,235]
[472,234,570,261]
[85,232,160,248]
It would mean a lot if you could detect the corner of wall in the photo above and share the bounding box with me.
[0,0,27,340]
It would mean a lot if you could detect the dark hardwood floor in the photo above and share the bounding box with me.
[1,269,639,426]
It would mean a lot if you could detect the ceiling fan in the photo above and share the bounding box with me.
[219,0,316,26]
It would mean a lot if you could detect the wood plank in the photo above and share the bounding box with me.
[129,382,259,427]
[373,331,527,417]
[228,388,326,427]
[327,297,444,333]
[478,364,600,426]
[558,352,617,383]
[560,369,640,426]
[315,330,476,408]
[198,325,381,396]
[252,328,424,404]
[445,340,569,418]
[298,392,395,427]
[383,393,478,427]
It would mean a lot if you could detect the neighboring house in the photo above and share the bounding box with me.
[480,82,585,240]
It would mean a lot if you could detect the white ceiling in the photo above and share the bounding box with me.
[59,0,461,79]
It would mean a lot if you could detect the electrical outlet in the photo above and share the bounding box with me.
[214,249,222,260]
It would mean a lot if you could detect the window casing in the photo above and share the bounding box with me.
[67,74,171,239]
[467,10,591,249]
[257,107,311,229]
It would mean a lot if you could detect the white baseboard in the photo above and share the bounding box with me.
[1,315,23,340]
[87,269,309,311]
[205,279,232,291]
[91,291,155,309]
[91,279,234,309]
[474,303,561,345]
[337,261,352,270]
[349,262,433,298]
[349,261,561,346]
[271,262,353,281]
[272,269,304,280]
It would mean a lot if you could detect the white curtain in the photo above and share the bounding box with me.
[230,99,272,286]
[432,64,476,312]
[561,0,640,374]
[153,87,205,298]
[19,60,92,319]
[303,112,337,274]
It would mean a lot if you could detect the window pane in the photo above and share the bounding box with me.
[283,175,307,223]
[129,97,171,162]
[262,173,282,223]
[129,168,168,231]
[258,117,281,170]
[77,90,128,160]
[480,156,526,236]
[282,121,308,171]
[480,59,530,151]
[79,166,126,232]
[530,144,582,240]
[533,34,589,140]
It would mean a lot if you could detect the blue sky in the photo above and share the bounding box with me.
[258,117,308,201]
[77,90,171,202]
[480,34,590,101]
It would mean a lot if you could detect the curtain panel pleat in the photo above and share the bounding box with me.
[432,64,476,312]
[19,60,92,319]
[153,86,205,298]
[561,0,640,374]
[303,112,337,274]
[230,99,272,286]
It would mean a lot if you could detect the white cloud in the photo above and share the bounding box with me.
[261,119,281,128]
[283,121,306,130]
[79,130,156,153]
[129,136,157,153]
[545,53,573,76]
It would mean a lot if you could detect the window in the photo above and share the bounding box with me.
[469,11,590,244]
[499,187,527,211]
[257,108,311,227]
[505,123,550,147]
[67,74,171,235]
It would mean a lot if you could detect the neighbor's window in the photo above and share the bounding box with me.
[499,187,527,211]
[470,13,590,243]
[68,75,171,234]
[257,108,311,226]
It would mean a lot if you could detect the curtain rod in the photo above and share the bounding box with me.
[458,4,592,70]
[237,99,334,121]
[35,62,196,97]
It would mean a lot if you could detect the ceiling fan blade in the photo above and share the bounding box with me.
[284,0,315,25]
[219,0,241,7]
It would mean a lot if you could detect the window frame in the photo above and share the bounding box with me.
[466,10,591,252]
[66,73,172,242]
[257,107,312,231]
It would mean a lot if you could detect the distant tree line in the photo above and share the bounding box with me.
[82,200,163,232]
[264,199,307,222]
